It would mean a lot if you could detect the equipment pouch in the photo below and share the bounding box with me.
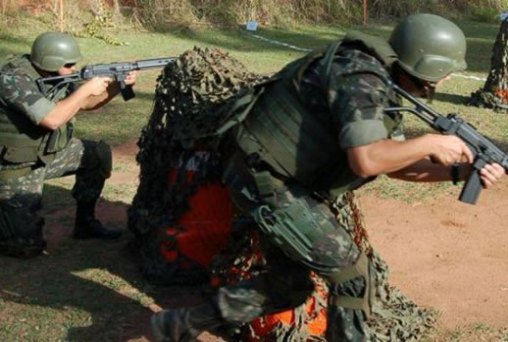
[253,196,338,268]
[45,122,73,154]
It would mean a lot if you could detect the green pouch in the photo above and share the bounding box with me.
[254,197,337,267]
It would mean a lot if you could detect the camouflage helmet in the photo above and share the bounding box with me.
[30,32,82,72]
[389,14,467,82]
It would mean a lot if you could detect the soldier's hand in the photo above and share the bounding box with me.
[124,71,137,86]
[83,77,112,96]
[428,134,474,166]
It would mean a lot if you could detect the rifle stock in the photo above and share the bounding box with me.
[385,83,508,204]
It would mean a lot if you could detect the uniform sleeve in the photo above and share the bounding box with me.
[328,66,391,149]
[0,72,56,125]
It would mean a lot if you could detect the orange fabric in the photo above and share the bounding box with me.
[248,274,328,340]
[494,88,508,103]
[160,155,328,339]
[160,167,233,268]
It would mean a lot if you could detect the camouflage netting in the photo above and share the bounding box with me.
[128,46,436,339]
[468,18,508,113]
[469,89,508,113]
[127,47,268,284]
[343,195,437,341]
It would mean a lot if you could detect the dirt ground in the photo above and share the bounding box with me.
[363,181,508,330]
[53,139,508,340]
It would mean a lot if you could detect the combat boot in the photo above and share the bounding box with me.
[151,300,233,342]
[73,201,122,240]
[151,308,200,342]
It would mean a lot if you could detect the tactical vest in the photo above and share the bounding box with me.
[0,55,73,167]
[233,32,403,199]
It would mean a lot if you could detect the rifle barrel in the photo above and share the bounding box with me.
[136,57,175,69]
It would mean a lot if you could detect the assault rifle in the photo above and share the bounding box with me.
[385,83,508,205]
[36,57,176,101]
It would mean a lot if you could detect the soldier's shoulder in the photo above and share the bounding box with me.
[0,56,37,91]
[339,49,388,77]
[1,55,33,76]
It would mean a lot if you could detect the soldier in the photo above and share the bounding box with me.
[0,32,137,258]
[151,14,505,341]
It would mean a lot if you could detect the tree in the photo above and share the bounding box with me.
[469,17,508,112]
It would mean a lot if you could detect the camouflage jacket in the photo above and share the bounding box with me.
[0,55,73,167]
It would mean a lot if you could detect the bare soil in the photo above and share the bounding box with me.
[363,181,508,330]
[44,139,508,340]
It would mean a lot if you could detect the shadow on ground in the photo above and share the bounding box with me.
[0,184,207,341]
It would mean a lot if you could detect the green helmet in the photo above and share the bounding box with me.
[30,32,82,72]
[389,14,467,82]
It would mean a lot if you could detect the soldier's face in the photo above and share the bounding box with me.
[399,72,444,99]
[435,75,451,87]
[57,63,77,76]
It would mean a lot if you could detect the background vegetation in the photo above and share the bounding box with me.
[2,0,508,32]
[0,0,507,341]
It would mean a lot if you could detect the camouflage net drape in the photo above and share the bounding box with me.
[127,47,268,283]
[127,46,436,339]
[469,18,508,112]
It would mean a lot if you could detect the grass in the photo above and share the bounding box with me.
[1,11,508,341]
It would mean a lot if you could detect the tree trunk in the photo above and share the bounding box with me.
[469,18,508,111]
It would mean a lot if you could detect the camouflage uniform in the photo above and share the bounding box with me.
[217,38,403,341]
[152,34,405,341]
[0,55,111,257]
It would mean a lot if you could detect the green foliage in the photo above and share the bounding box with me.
[132,0,197,29]
[81,11,127,45]
[470,6,501,23]
[369,0,433,18]
[4,0,508,31]
[121,0,508,30]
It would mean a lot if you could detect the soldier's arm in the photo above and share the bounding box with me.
[0,73,111,130]
[329,64,474,179]
[41,77,112,129]
[0,72,55,126]
[330,70,429,177]
[386,153,504,187]
[347,134,470,178]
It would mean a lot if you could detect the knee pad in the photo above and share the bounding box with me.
[327,252,373,318]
